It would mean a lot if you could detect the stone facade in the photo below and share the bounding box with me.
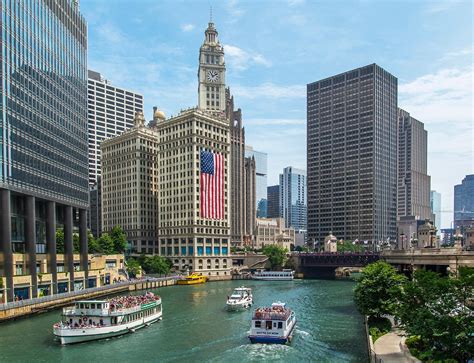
[244,156,256,243]
[101,112,160,254]
[254,218,295,251]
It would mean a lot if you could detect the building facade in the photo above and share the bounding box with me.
[454,174,474,224]
[307,64,398,244]
[254,218,295,251]
[0,0,89,302]
[156,108,231,277]
[87,70,143,185]
[430,190,441,231]
[397,108,431,220]
[244,156,256,242]
[89,178,102,239]
[279,167,307,231]
[101,112,160,255]
[226,88,245,247]
[245,146,268,218]
[267,185,280,219]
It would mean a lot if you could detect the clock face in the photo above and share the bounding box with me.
[207,69,219,82]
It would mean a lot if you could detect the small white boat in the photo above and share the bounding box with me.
[226,287,253,311]
[252,269,294,281]
[53,292,162,345]
[249,301,296,344]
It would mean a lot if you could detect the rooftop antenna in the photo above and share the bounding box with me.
[210,5,213,22]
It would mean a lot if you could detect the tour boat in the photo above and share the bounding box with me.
[53,292,162,345]
[248,301,296,344]
[226,287,253,311]
[252,269,294,281]
[177,272,208,285]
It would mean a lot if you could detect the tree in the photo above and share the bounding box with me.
[397,268,474,362]
[126,258,141,278]
[262,245,288,270]
[97,233,114,255]
[56,229,65,253]
[88,232,101,254]
[73,233,80,253]
[354,261,406,318]
[142,256,171,275]
[110,225,127,253]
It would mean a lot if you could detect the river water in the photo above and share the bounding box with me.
[0,279,367,362]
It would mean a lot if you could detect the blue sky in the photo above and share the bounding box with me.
[81,0,473,228]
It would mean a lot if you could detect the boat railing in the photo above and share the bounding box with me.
[110,305,141,315]
[252,309,291,321]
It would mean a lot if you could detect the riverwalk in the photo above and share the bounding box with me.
[373,326,421,363]
[0,276,179,322]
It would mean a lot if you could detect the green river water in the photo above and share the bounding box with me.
[0,279,368,362]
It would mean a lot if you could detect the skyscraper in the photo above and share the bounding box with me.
[430,190,442,230]
[279,167,307,231]
[454,174,474,224]
[87,70,143,185]
[0,0,88,301]
[397,108,431,220]
[245,146,268,218]
[267,185,280,219]
[307,64,398,243]
[244,156,256,241]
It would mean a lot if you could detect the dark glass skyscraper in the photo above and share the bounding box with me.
[307,64,398,244]
[454,174,474,224]
[0,0,88,301]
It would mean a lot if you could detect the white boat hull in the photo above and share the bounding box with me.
[54,311,162,345]
[226,299,252,311]
[252,276,294,281]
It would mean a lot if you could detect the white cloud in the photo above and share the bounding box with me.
[181,24,195,32]
[224,44,271,70]
[232,82,305,99]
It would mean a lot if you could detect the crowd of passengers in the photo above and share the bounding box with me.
[109,292,159,310]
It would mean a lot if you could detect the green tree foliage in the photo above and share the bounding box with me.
[56,229,65,253]
[88,231,101,254]
[110,225,127,253]
[126,258,142,278]
[397,268,474,362]
[141,256,172,275]
[354,261,406,317]
[97,233,114,255]
[262,245,288,270]
[73,233,80,253]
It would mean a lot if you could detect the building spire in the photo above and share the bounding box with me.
[210,5,213,23]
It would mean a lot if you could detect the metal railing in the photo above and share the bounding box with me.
[0,275,180,311]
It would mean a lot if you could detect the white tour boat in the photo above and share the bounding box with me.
[252,269,294,281]
[226,287,253,311]
[53,292,162,345]
[249,301,296,344]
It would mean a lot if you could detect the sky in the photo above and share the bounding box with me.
[81,0,473,229]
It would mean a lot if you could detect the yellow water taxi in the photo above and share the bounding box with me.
[177,273,208,285]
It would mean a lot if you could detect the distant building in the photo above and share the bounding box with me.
[279,167,307,231]
[101,112,159,255]
[245,146,268,218]
[254,218,295,251]
[87,70,143,185]
[397,216,425,249]
[244,156,256,243]
[307,64,398,243]
[267,185,280,219]
[397,108,431,221]
[441,228,455,246]
[89,178,102,239]
[430,190,441,231]
[454,174,474,224]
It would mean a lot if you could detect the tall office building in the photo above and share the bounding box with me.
[245,146,268,218]
[454,174,474,224]
[226,88,245,247]
[101,112,160,255]
[279,167,307,231]
[307,64,398,243]
[89,178,102,239]
[430,190,441,230]
[397,108,431,220]
[87,70,143,185]
[156,20,231,277]
[267,185,280,218]
[244,156,256,240]
[0,0,89,301]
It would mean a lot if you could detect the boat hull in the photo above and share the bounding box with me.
[252,276,294,281]
[226,300,252,311]
[176,278,207,285]
[248,319,296,345]
[54,312,162,345]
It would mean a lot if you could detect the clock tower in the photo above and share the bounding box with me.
[198,20,226,112]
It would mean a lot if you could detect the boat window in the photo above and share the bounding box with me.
[80,303,84,309]
[255,321,261,328]
[266,321,272,330]
[91,304,95,309]
[278,322,283,329]
[85,304,90,309]
[273,322,277,327]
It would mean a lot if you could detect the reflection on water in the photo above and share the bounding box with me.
[0,279,367,363]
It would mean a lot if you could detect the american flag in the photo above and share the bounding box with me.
[200,150,224,219]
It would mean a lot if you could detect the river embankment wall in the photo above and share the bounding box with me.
[0,277,177,322]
